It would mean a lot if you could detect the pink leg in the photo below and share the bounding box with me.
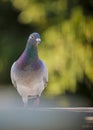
[33,98,40,107]
[22,96,28,108]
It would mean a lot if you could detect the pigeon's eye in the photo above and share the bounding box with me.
[31,36,35,39]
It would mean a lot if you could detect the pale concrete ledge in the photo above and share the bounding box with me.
[0,107,93,130]
[38,107,93,112]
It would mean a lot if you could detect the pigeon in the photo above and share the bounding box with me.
[10,32,48,107]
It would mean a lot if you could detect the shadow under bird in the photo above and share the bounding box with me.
[10,32,48,107]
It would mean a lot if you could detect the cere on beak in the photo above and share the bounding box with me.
[36,38,41,44]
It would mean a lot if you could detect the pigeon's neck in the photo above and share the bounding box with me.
[17,43,38,69]
[25,42,38,61]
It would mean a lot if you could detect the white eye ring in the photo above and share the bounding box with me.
[29,35,35,39]
[31,36,34,39]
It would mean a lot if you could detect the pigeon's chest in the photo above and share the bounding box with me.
[15,64,43,86]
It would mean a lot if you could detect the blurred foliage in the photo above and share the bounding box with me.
[0,0,93,98]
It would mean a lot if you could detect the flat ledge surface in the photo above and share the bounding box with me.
[1,107,93,112]
[0,107,93,130]
[36,107,93,112]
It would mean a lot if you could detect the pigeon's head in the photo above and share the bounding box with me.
[28,32,41,47]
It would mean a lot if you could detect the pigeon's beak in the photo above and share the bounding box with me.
[36,38,41,45]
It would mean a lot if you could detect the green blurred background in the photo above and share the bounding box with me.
[0,0,93,107]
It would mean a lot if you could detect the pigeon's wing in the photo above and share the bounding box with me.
[10,62,17,88]
[42,62,48,88]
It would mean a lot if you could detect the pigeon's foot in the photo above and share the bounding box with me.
[24,102,28,109]
[33,98,40,107]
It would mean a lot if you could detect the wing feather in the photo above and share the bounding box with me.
[10,62,17,88]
